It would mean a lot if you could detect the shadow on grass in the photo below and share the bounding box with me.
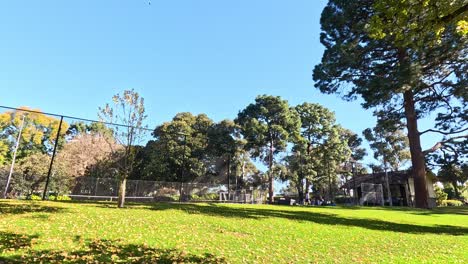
[320,205,468,216]
[0,233,225,264]
[410,206,468,216]
[145,203,468,236]
[0,232,39,254]
[0,200,66,215]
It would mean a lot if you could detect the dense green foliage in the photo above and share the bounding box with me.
[363,124,410,171]
[314,0,467,208]
[438,164,468,199]
[236,95,301,202]
[0,200,467,263]
[435,185,449,206]
[281,103,355,202]
[139,113,246,185]
[369,0,467,48]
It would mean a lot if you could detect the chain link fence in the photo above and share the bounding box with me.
[70,177,267,203]
[0,106,268,204]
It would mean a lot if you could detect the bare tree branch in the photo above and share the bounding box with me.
[423,134,468,155]
[420,127,468,136]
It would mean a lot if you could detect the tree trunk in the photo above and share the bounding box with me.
[268,142,274,204]
[297,185,304,205]
[404,90,429,208]
[118,177,127,208]
[452,180,459,199]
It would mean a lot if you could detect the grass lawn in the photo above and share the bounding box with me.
[0,200,467,263]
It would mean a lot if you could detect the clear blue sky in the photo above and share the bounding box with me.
[0,0,437,168]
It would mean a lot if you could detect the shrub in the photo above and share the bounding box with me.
[334,196,348,205]
[461,186,468,203]
[29,194,42,201]
[153,196,176,202]
[58,195,72,201]
[203,193,219,201]
[190,194,201,200]
[435,186,448,206]
[443,184,457,200]
[440,200,463,207]
[190,193,219,201]
[47,195,71,201]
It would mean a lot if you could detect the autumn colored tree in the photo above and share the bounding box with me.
[0,107,69,160]
[56,133,118,179]
[0,108,69,198]
[98,90,148,208]
[236,95,301,203]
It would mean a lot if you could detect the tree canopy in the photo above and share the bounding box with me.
[369,0,467,48]
[285,103,353,202]
[0,107,69,161]
[313,0,467,208]
[98,89,148,208]
[236,95,301,203]
[363,124,410,171]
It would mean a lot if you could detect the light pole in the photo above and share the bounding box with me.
[3,115,26,199]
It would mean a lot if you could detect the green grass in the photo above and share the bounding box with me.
[0,200,467,263]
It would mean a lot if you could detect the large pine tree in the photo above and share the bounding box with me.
[313,0,467,208]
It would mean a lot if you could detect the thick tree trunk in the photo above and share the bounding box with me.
[268,175,274,204]
[268,142,274,204]
[403,90,429,208]
[297,185,304,205]
[452,180,459,199]
[118,177,127,208]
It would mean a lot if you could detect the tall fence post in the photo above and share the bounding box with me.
[135,180,139,197]
[42,116,64,200]
[95,177,99,197]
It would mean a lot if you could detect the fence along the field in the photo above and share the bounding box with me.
[70,177,267,203]
[0,106,267,203]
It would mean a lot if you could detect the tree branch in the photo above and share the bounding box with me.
[423,134,468,155]
[419,127,468,136]
[438,3,468,24]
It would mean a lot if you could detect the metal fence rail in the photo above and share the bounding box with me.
[70,177,267,204]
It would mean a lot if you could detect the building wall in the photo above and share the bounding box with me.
[408,177,437,208]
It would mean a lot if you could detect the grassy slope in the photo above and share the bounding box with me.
[0,200,467,263]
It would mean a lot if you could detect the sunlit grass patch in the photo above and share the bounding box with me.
[0,200,467,263]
